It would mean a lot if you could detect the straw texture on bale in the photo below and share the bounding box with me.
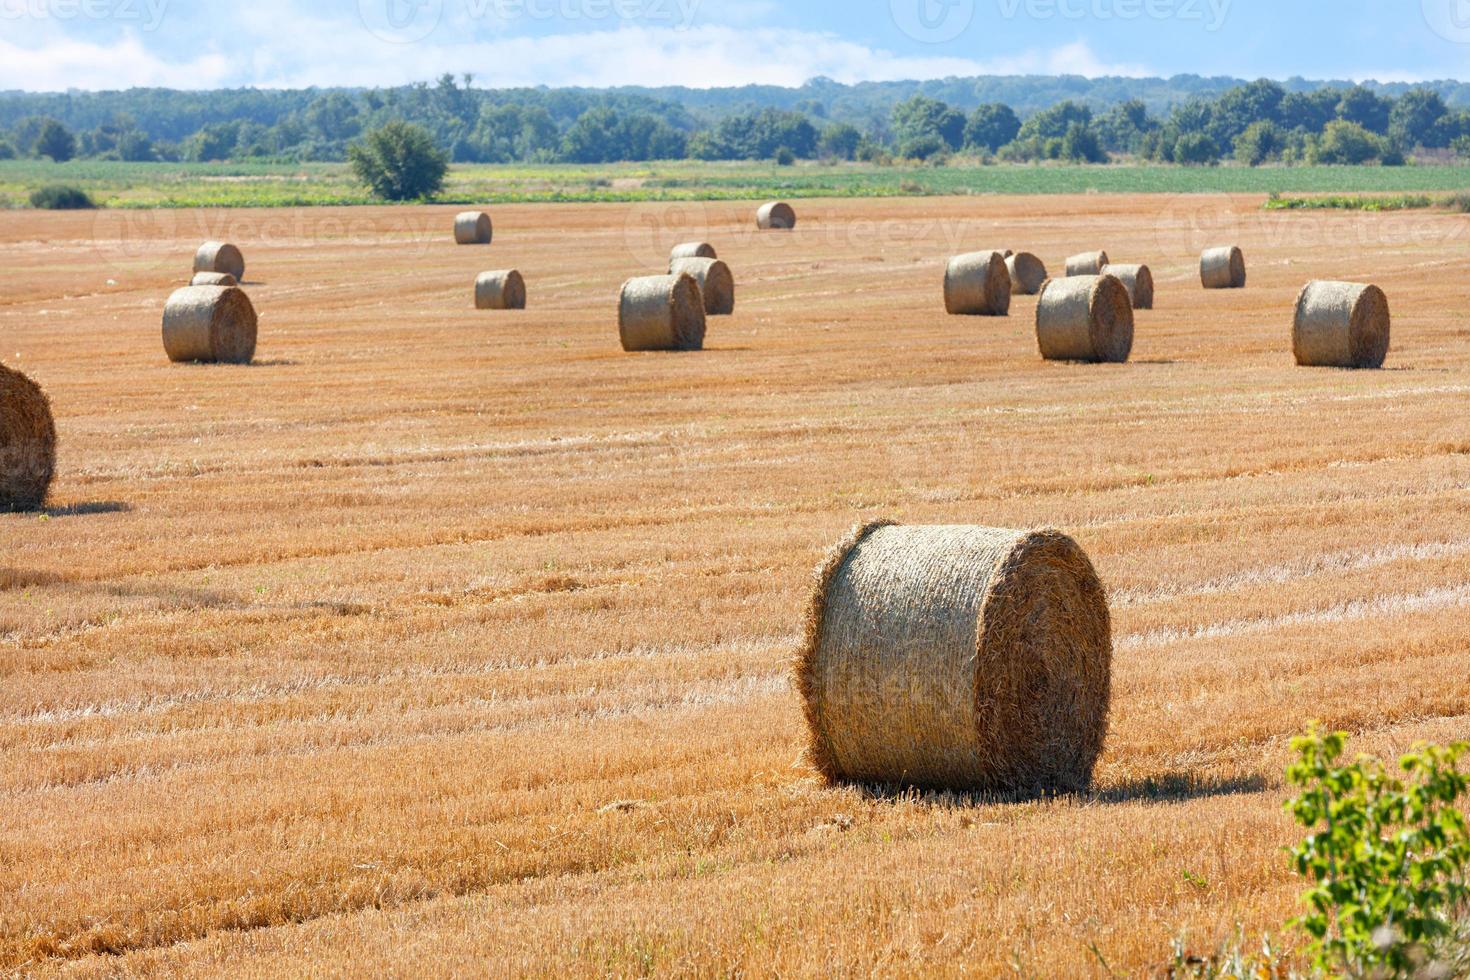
[1064,250,1108,277]
[670,242,717,261]
[1200,245,1246,289]
[1100,263,1154,310]
[668,256,735,315]
[1005,252,1048,295]
[1292,280,1390,369]
[162,285,258,364]
[756,201,796,230]
[0,363,56,512]
[193,241,245,281]
[795,521,1112,794]
[191,271,238,287]
[943,251,1011,316]
[454,211,493,245]
[1035,275,1134,363]
[618,274,706,351]
[474,270,527,310]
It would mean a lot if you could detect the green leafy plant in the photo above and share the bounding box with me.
[28,184,96,209]
[1284,724,1470,977]
[346,121,448,201]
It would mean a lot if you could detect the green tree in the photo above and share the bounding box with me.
[1313,120,1385,164]
[116,130,155,162]
[1389,88,1450,149]
[1019,100,1092,141]
[1208,79,1285,147]
[35,119,76,162]
[1234,120,1285,166]
[818,122,861,161]
[1336,86,1392,134]
[347,121,448,201]
[1094,99,1155,154]
[891,95,965,158]
[963,103,1021,153]
[1173,131,1219,166]
[1279,89,1341,133]
[1060,122,1105,163]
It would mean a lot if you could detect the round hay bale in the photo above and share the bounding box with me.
[475,270,527,310]
[795,521,1112,794]
[618,274,706,352]
[191,271,238,287]
[1200,245,1246,289]
[1064,250,1109,277]
[1006,252,1048,295]
[0,363,57,512]
[193,241,245,281]
[1035,275,1134,363]
[162,285,258,364]
[454,211,493,245]
[943,250,1011,316]
[1100,263,1154,310]
[669,256,735,316]
[670,242,717,261]
[1293,280,1390,369]
[756,202,796,230]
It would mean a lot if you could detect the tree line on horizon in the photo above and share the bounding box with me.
[3,75,1468,170]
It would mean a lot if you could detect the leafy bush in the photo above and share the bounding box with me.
[347,121,448,201]
[1312,121,1389,165]
[28,185,96,209]
[774,146,795,166]
[1174,132,1220,166]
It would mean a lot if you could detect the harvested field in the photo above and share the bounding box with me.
[2,194,1468,976]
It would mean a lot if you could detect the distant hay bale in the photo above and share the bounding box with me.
[162,285,258,364]
[669,256,735,316]
[756,202,796,230]
[1200,245,1246,289]
[1035,275,1134,363]
[618,273,706,351]
[475,270,527,310]
[670,242,717,261]
[1065,250,1109,277]
[1100,263,1154,310]
[795,521,1112,794]
[943,250,1011,316]
[191,271,238,287]
[1293,280,1390,369]
[1006,252,1048,295]
[454,211,493,245]
[193,241,245,281]
[0,363,57,512]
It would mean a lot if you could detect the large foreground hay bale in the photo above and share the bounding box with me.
[1035,275,1134,363]
[1100,263,1154,310]
[795,521,1112,793]
[1006,252,1047,295]
[756,202,796,230]
[943,251,1011,316]
[193,241,245,281]
[162,285,258,364]
[475,270,527,310]
[670,242,717,261]
[669,256,735,315]
[191,271,238,287]
[618,274,706,351]
[1293,280,1390,369]
[1200,245,1246,289]
[454,211,493,245]
[0,363,56,512]
[1064,250,1108,277]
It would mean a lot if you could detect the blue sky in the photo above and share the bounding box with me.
[1,0,1468,91]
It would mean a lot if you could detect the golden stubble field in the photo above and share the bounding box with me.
[2,193,1469,976]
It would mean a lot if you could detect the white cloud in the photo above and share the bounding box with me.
[0,34,232,90]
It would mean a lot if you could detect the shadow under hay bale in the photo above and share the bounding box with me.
[1200,245,1246,289]
[1064,250,1108,277]
[0,363,57,512]
[668,257,735,315]
[1006,252,1047,295]
[454,211,492,245]
[475,270,527,310]
[162,285,258,364]
[1100,263,1154,310]
[670,242,716,261]
[618,273,706,351]
[1035,275,1134,363]
[191,272,238,287]
[1293,280,1390,369]
[943,250,1011,316]
[756,202,796,230]
[795,521,1112,795]
[194,241,245,282]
